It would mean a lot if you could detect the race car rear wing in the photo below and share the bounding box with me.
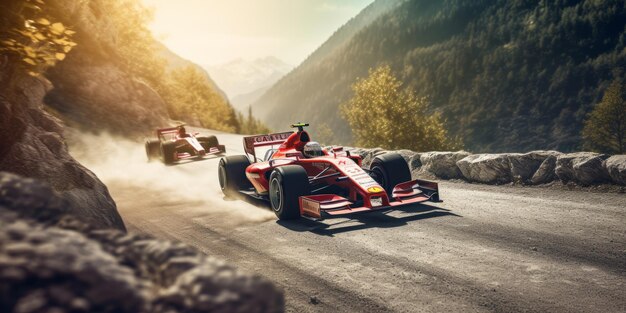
[243,131,293,162]
[156,126,181,140]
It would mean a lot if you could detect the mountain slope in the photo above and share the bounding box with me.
[253,0,626,152]
[207,57,291,109]
[231,85,271,112]
[158,43,229,102]
[250,0,406,126]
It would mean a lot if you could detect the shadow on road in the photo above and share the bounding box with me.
[277,203,460,236]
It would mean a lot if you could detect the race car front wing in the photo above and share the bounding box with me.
[298,178,440,219]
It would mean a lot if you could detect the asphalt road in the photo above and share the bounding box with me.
[72,129,626,313]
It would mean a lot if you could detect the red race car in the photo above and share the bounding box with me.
[218,123,440,220]
[145,125,225,164]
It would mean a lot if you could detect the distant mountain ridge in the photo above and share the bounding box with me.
[253,0,626,152]
[207,56,291,111]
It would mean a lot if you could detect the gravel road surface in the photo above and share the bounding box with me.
[72,130,626,313]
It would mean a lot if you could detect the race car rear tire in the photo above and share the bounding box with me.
[198,135,219,150]
[269,165,310,220]
[218,155,252,197]
[145,139,160,162]
[161,142,177,164]
[370,153,411,194]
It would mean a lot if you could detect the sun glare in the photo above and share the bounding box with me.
[141,0,373,66]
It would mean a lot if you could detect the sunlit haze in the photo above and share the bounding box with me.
[142,0,373,66]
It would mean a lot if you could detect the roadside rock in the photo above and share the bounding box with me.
[420,151,471,179]
[0,172,67,224]
[508,151,561,183]
[530,155,558,185]
[605,155,626,185]
[555,152,610,185]
[457,154,512,184]
[361,148,386,167]
[0,67,124,230]
[0,173,285,313]
[408,153,423,171]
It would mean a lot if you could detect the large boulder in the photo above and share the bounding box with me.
[508,151,561,183]
[0,172,68,224]
[420,151,471,179]
[457,154,512,184]
[0,67,124,230]
[0,172,285,313]
[530,155,558,185]
[605,155,626,185]
[555,152,611,185]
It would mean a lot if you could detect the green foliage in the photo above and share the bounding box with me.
[341,65,459,151]
[0,0,76,76]
[582,78,626,154]
[96,0,166,88]
[87,0,246,134]
[255,0,626,152]
[160,66,240,133]
[237,106,271,135]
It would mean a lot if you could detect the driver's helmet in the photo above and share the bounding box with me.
[178,126,186,135]
[303,141,323,158]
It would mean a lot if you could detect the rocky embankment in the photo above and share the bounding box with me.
[0,172,284,313]
[352,148,626,187]
[0,62,124,230]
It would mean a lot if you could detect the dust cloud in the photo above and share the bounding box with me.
[67,131,276,227]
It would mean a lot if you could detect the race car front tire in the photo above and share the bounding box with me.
[218,155,252,197]
[269,165,310,220]
[197,135,219,150]
[370,153,411,194]
[145,139,160,161]
[161,142,177,164]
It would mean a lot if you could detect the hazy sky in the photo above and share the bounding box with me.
[142,0,373,66]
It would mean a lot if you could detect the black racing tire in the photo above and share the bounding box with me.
[197,135,218,150]
[370,153,411,194]
[145,139,160,162]
[269,165,310,220]
[161,141,177,165]
[218,155,252,197]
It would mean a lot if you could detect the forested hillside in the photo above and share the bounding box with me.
[0,0,268,135]
[253,0,626,152]
[250,0,406,124]
[158,42,228,102]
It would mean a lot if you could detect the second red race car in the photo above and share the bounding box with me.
[218,123,441,220]
[145,125,225,164]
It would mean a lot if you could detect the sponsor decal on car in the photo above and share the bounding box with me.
[244,132,293,155]
[301,198,320,216]
[367,186,384,193]
[336,160,382,190]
